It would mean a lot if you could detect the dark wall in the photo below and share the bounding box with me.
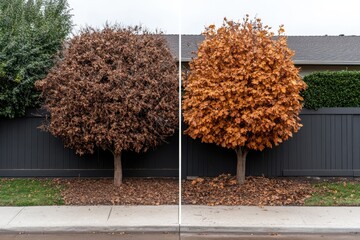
[0,110,178,178]
[182,108,360,178]
[2,108,360,179]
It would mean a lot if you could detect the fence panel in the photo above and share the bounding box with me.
[0,110,178,177]
[2,108,360,178]
[183,108,360,178]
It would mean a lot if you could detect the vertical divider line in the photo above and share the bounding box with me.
[178,0,182,227]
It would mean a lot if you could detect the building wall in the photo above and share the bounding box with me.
[183,62,360,77]
[298,65,360,77]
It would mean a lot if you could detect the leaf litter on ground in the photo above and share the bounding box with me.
[56,178,178,205]
[183,174,314,206]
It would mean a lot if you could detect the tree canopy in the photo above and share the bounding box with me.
[182,17,307,183]
[36,26,178,185]
[0,0,72,118]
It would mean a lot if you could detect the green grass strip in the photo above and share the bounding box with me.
[305,181,360,206]
[0,178,64,206]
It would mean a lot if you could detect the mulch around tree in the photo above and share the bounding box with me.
[56,175,357,206]
[56,178,178,205]
[182,174,314,206]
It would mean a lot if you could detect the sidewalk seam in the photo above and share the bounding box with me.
[106,207,113,221]
[6,207,24,226]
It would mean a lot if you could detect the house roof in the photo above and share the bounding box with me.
[164,35,360,65]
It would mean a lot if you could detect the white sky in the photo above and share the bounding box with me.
[67,0,360,35]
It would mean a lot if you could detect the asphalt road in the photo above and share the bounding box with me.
[1,233,360,240]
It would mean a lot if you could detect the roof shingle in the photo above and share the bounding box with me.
[164,35,360,65]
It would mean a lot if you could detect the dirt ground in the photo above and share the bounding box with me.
[57,175,359,206]
[56,178,178,205]
[182,174,314,206]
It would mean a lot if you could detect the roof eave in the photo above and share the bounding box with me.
[180,58,360,66]
[294,60,360,65]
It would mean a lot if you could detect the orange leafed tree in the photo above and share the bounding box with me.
[182,16,307,184]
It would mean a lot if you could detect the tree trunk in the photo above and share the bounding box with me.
[113,152,122,187]
[236,147,249,185]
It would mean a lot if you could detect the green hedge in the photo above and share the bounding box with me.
[302,71,360,109]
[0,0,72,118]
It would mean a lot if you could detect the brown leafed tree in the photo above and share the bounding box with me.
[36,25,178,186]
[182,16,307,184]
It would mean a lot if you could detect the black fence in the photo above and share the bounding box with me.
[1,108,359,178]
[182,108,360,178]
[0,110,178,178]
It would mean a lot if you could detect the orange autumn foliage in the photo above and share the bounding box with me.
[183,17,307,152]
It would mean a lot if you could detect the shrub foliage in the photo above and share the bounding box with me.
[36,26,178,185]
[302,71,360,109]
[0,0,72,118]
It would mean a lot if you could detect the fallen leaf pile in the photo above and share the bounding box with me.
[55,178,178,205]
[182,174,314,206]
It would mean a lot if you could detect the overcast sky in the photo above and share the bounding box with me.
[67,0,360,35]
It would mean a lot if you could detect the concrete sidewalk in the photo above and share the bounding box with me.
[181,206,360,234]
[0,205,179,233]
[1,205,360,234]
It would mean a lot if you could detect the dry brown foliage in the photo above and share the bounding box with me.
[182,17,307,152]
[56,178,178,205]
[36,26,178,156]
[183,174,313,206]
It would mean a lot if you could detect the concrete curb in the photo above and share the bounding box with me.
[180,226,360,234]
[0,226,180,234]
[2,225,360,234]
